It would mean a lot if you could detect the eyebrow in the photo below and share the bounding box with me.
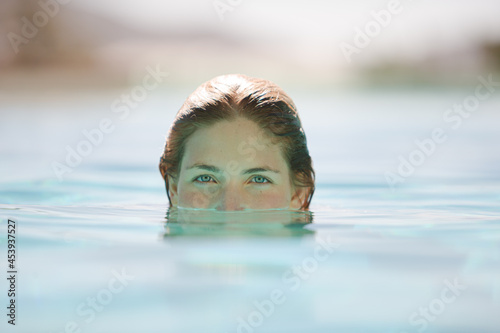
[186,163,280,174]
[243,167,280,175]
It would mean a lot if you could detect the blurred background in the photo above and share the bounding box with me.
[2,0,500,87]
[1,0,500,205]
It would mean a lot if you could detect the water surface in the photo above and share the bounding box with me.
[1,87,499,332]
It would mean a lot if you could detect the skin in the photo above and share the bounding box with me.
[167,117,308,211]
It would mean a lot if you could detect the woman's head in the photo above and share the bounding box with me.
[159,74,315,211]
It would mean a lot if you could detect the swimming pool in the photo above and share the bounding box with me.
[1,86,499,332]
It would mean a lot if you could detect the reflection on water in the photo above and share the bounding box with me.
[1,201,499,333]
[1,88,499,332]
[163,208,315,237]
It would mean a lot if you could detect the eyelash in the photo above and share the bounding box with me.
[250,176,271,184]
[193,175,272,184]
[193,175,216,184]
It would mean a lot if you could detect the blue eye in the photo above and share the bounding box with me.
[194,175,215,183]
[251,176,271,184]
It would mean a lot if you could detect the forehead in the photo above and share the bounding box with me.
[180,118,286,169]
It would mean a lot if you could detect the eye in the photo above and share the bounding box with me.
[194,175,216,184]
[250,175,271,184]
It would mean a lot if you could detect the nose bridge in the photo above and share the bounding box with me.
[216,180,245,211]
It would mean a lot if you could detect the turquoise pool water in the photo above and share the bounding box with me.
[1,87,499,332]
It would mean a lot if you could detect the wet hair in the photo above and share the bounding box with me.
[159,74,315,210]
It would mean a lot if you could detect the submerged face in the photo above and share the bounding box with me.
[167,118,306,211]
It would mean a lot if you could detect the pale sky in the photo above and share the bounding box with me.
[73,0,500,68]
[3,0,497,75]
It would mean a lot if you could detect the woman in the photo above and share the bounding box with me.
[159,74,315,211]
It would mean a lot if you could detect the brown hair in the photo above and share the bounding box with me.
[159,74,315,210]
